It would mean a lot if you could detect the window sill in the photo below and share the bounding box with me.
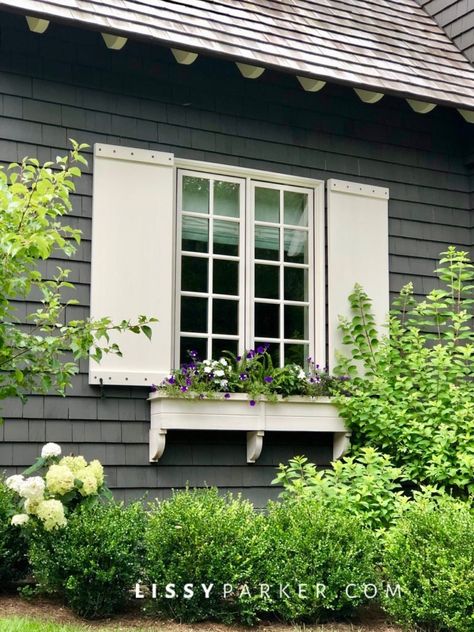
[149,392,351,464]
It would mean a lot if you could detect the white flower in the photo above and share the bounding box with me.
[36,499,67,531]
[203,366,212,373]
[298,369,306,379]
[19,476,46,500]
[219,358,228,366]
[41,442,62,459]
[5,474,25,494]
[220,379,228,387]
[203,360,212,365]
[214,369,225,377]
[11,514,29,527]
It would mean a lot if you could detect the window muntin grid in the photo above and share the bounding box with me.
[177,171,245,364]
[177,171,315,368]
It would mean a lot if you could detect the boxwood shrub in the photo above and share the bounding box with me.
[261,499,379,622]
[28,501,146,618]
[381,494,474,632]
[0,477,28,587]
[144,488,266,624]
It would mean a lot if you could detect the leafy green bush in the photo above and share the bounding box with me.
[334,247,474,495]
[144,488,265,624]
[0,478,28,586]
[381,492,474,631]
[28,501,146,618]
[262,499,378,621]
[272,448,406,531]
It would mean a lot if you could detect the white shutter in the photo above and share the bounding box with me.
[327,179,389,370]
[89,144,175,386]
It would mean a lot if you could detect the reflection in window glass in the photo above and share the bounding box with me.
[284,191,308,226]
[182,176,209,214]
[255,187,279,222]
[212,338,238,360]
[214,181,239,217]
[284,305,307,340]
[213,259,238,296]
[255,225,280,260]
[255,264,279,299]
[213,299,238,335]
[180,336,207,364]
[255,302,279,338]
[284,229,307,264]
[284,267,307,302]
[213,220,239,257]
[284,343,309,366]
[182,216,208,253]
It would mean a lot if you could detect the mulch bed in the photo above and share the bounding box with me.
[0,595,402,631]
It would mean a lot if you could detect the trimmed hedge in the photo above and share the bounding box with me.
[0,478,28,587]
[28,501,146,619]
[381,495,474,632]
[144,488,266,624]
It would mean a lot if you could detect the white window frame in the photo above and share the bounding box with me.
[174,158,326,368]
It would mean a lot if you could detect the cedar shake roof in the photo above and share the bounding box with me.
[2,0,474,112]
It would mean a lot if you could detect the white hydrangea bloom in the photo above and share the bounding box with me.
[24,498,42,515]
[5,474,25,494]
[11,514,29,526]
[59,455,88,474]
[41,442,62,459]
[45,464,75,496]
[76,467,99,497]
[88,460,104,487]
[19,476,45,500]
[36,499,67,531]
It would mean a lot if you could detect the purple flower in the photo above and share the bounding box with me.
[186,377,192,386]
[150,384,157,392]
[246,350,256,359]
[168,376,176,385]
[180,386,188,392]
[249,400,256,407]
[239,373,248,381]
[264,376,273,383]
[189,350,198,358]
[224,393,231,399]
[256,345,265,354]
[236,355,242,361]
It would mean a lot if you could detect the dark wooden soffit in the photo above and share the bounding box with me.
[2,0,474,112]
[416,0,474,64]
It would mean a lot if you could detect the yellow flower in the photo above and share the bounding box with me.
[45,464,75,496]
[59,455,87,474]
[76,467,99,497]
[88,460,104,487]
[36,499,67,531]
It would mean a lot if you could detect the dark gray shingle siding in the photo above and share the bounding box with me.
[419,0,474,62]
[0,13,472,505]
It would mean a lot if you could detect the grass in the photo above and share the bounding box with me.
[0,617,155,632]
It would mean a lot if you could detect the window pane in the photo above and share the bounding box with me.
[212,338,238,360]
[182,216,208,253]
[180,337,207,364]
[181,296,207,333]
[181,256,208,293]
[284,229,307,264]
[284,267,307,302]
[284,343,309,366]
[284,191,308,226]
[255,302,279,338]
[255,264,279,299]
[255,226,280,260]
[213,299,238,335]
[284,305,307,339]
[213,259,238,295]
[214,181,239,218]
[214,220,239,256]
[255,187,279,222]
[182,176,209,214]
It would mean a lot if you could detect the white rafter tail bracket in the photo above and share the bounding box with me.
[297,76,326,92]
[149,428,167,462]
[26,16,50,34]
[236,62,265,79]
[354,88,384,104]
[458,109,474,123]
[333,432,352,460]
[247,430,264,463]
[101,32,128,50]
[171,48,198,65]
[407,99,437,114]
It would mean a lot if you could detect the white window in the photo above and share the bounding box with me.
[176,170,320,367]
[89,144,388,387]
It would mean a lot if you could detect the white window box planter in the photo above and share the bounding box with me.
[149,392,351,464]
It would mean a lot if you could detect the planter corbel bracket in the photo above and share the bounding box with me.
[247,430,264,463]
[333,431,352,460]
[149,428,167,461]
